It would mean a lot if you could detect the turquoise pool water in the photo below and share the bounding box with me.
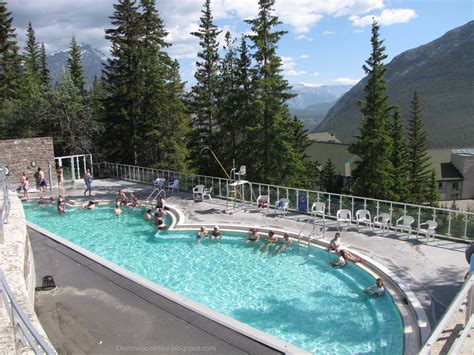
[24,204,404,354]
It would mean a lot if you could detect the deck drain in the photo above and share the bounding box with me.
[35,275,56,291]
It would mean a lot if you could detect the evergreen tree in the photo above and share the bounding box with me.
[101,0,143,163]
[320,159,336,193]
[427,170,439,207]
[390,108,409,201]
[67,36,86,95]
[24,22,40,76]
[349,20,394,200]
[245,0,306,186]
[39,42,50,88]
[406,90,431,204]
[189,0,221,174]
[0,1,21,100]
[138,0,190,171]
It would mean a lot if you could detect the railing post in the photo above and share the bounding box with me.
[70,157,75,180]
[463,213,468,239]
[448,211,452,237]
[328,194,332,217]
[417,207,422,230]
[351,196,355,218]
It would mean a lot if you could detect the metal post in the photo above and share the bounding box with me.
[70,157,75,180]
[76,157,80,180]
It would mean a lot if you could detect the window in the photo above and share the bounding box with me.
[438,182,444,189]
[452,182,459,190]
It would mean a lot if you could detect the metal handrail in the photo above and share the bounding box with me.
[419,274,473,354]
[1,165,11,243]
[98,161,473,241]
[0,269,55,354]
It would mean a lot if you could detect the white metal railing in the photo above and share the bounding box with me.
[419,272,473,354]
[54,154,93,182]
[0,269,55,354]
[1,165,11,243]
[97,162,474,242]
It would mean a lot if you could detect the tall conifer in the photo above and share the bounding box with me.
[67,36,86,95]
[24,22,40,76]
[349,20,394,199]
[0,1,21,100]
[189,0,221,174]
[390,108,409,201]
[407,90,431,203]
[245,0,308,186]
[39,42,50,88]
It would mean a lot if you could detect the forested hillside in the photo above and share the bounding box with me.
[316,21,474,148]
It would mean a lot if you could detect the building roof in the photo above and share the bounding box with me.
[440,163,464,180]
[307,132,341,143]
[452,148,474,156]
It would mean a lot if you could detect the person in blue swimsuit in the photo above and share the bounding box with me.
[83,169,93,196]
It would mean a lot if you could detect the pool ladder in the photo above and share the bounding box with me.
[145,189,166,206]
[298,216,325,251]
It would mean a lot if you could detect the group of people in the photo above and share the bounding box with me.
[141,194,167,230]
[114,189,142,215]
[244,228,292,254]
[327,232,385,297]
[195,226,222,243]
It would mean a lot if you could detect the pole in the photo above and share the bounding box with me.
[47,161,53,198]
[200,146,230,179]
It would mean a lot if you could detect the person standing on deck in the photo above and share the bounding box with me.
[83,169,93,196]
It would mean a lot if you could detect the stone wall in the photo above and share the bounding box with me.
[0,137,55,185]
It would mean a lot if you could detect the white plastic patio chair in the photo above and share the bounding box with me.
[396,215,415,237]
[310,202,326,232]
[336,209,352,231]
[417,220,438,243]
[154,177,165,189]
[275,198,289,216]
[355,209,372,230]
[193,184,204,201]
[168,179,179,193]
[373,213,391,236]
[203,187,213,200]
[257,195,270,213]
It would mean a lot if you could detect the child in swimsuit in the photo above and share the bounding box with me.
[245,228,260,243]
[273,233,292,254]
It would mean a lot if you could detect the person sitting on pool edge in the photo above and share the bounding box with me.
[273,233,293,254]
[130,192,141,207]
[258,230,278,253]
[245,228,260,244]
[364,278,385,297]
[328,232,343,254]
[331,250,347,268]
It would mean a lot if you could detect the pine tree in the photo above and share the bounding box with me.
[39,42,50,88]
[349,20,394,200]
[390,108,409,201]
[407,90,431,203]
[320,159,336,193]
[67,36,86,95]
[138,0,190,171]
[24,22,40,76]
[102,0,143,163]
[245,0,307,186]
[0,1,21,100]
[189,0,221,174]
[427,170,439,207]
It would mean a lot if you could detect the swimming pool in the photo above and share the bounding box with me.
[24,203,404,354]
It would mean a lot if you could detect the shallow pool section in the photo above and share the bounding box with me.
[24,204,403,354]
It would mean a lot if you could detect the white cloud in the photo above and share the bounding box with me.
[295,34,313,41]
[281,56,307,76]
[322,30,335,35]
[299,54,310,59]
[350,8,417,27]
[313,72,320,76]
[334,77,361,85]
[296,82,322,88]
[286,69,307,76]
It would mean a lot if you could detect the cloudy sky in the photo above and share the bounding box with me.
[7,0,473,86]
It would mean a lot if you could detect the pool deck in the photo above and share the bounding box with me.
[28,179,471,353]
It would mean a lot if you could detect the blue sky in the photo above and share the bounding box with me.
[8,0,473,86]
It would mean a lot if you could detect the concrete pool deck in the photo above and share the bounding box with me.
[27,178,471,353]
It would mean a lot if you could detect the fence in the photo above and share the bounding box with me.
[0,269,55,354]
[419,272,473,354]
[98,162,473,241]
[0,165,11,243]
[54,154,93,182]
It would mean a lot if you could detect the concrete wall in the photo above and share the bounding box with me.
[451,154,474,199]
[0,137,55,185]
[0,194,54,352]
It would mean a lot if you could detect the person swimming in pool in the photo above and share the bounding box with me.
[114,203,122,215]
[273,233,293,254]
[196,226,208,243]
[245,228,260,244]
[331,250,347,268]
[364,278,385,297]
[258,230,278,253]
[154,212,167,229]
[211,226,222,242]
[83,201,98,210]
[144,209,152,221]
